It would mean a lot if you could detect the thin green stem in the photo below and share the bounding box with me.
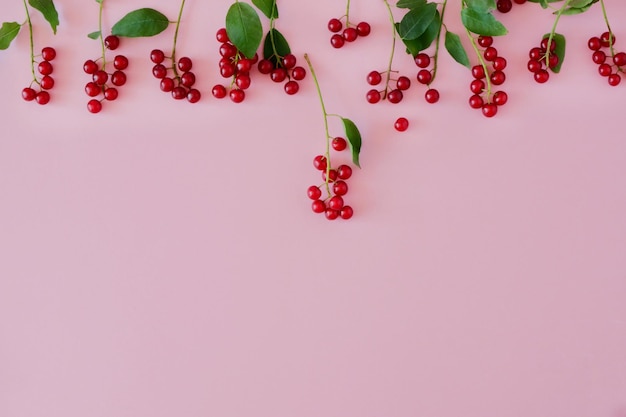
[599,0,615,57]
[345,0,352,26]
[382,0,397,99]
[304,53,333,197]
[543,0,571,67]
[430,0,448,85]
[23,0,37,85]
[465,26,491,102]
[171,0,187,79]
[98,0,106,68]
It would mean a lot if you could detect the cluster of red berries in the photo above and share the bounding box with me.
[527,37,560,84]
[414,53,440,104]
[308,144,354,220]
[150,47,200,103]
[22,46,57,105]
[588,31,625,86]
[257,53,307,96]
[83,35,128,113]
[328,18,371,49]
[365,70,411,104]
[212,28,256,103]
[468,36,508,117]
[496,0,526,13]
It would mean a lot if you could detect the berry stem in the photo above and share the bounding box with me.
[268,16,282,65]
[544,0,572,67]
[430,0,448,85]
[304,53,332,197]
[382,0,397,99]
[171,0,187,79]
[465,27,492,101]
[599,0,616,57]
[97,0,106,69]
[345,0,352,26]
[22,0,38,85]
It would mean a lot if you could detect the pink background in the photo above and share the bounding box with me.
[1,1,626,416]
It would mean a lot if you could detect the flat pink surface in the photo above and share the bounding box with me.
[1,1,626,416]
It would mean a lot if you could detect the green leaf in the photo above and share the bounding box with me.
[94,0,102,3]
[397,11,440,56]
[444,30,470,68]
[0,22,21,50]
[87,31,101,40]
[341,118,362,168]
[251,0,278,19]
[226,2,263,59]
[111,8,170,38]
[396,0,427,9]
[28,0,59,34]
[465,0,496,12]
[461,8,507,36]
[544,32,566,73]
[398,2,438,40]
[263,28,291,65]
[561,0,598,14]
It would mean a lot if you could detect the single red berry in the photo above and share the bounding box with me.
[367,70,382,85]
[87,99,102,113]
[250,53,259,65]
[613,52,626,66]
[152,64,167,79]
[417,69,432,84]
[387,89,403,103]
[104,87,118,101]
[493,90,508,106]
[236,59,252,74]
[328,195,344,210]
[212,84,227,99]
[396,76,411,91]
[104,35,120,50]
[333,181,349,196]
[307,186,322,200]
[394,117,409,132]
[41,47,56,61]
[541,37,557,52]
[258,59,274,74]
[187,89,201,103]
[529,47,542,60]
[35,91,50,105]
[291,66,306,81]
[111,71,127,86]
[38,60,53,75]
[322,169,338,183]
[496,0,512,13]
[150,49,165,64]
[180,72,196,88]
[470,79,485,94]
[22,87,37,101]
[588,37,602,51]
[312,200,326,214]
[328,18,343,33]
[229,88,245,103]
[608,73,621,86]
[284,80,300,95]
[235,73,251,90]
[469,94,484,109]
[356,22,371,37]
[216,28,229,43]
[471,65,485,79]
[220,64,235,78]
[40,75,54,90]
[482,103,498,117]
[271,67,288,83]
[219,43,237,59]
[325,209,340,221]
[598,63,612,77]
[477,36,493,48]
[601,31,616,47]
[547,54,559,69]
[85,82,101,97]
[527,59,542,73]
[330,34,345,48]
[177,57,193,72]
[483,46,498,61]
[424,88,440,103]
[490,70,506,85]
[343,27,358,42]
[337,165,352,180]
[340,206,354,220]
[83,59,98,74]
[534,69,549,83]
[332,137,347,151]
[113,55,129,70]
[160,77,175,92]
[366,89,381,104]
[415,53,431,68]
[171,86,187,100]
[493,56,507,71]
[282,54,297,69]
[313,155,328,171]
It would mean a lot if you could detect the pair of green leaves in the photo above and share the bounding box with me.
[461,0,508,37]
[225,0,278,60]
[395,0,469,68]
[0,0,59,50]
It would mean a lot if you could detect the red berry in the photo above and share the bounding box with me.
[529,47,542,60]
[337,165,353,180]
[496,0,512,13]
[322,169,338,183]
[87,99,102,113]
[493,56,507,71]
[219,43,237,59]
[85,82,101,97]
[477,36,493,48]
[83,59,98,74]
[592,50,606,64]
[333,181,349,196]
[212,84,227,99]
[35,91,50,105]
[417,69,432,84]
[177,57,193,72]
[490,70,506,85]
[180,72,196,88]
[291,66,306,81]
[471,65,485,79]
[493,90,508,106]
[312,200,326,214]
[527,59,542,73]
[366,89,381,104]
[220,64,235,78]
[328,195,344,210]
[216,28,229,43]
[340,206,354,220]
[356,22,371,37]
[111,71,126,86]
[414,53,430,68]
[160,77,175,92]
[150,49,165,64]
[325,209,340,221]
[271,67,287,83]
[104,87,118,101]
[483,46,498,61]
[307,186,322,200]
[330,34,345,48]
[424,88,440,103]
[534,69,549,83]
[601,31,616,47]
[482,103,498,117]
[258,59,274,74]
[282,54,297,69]
[152,64,167,79]
[394,117,409,132]
[235,73,251,90]
[387,89,403,103]
[588,37,602,51]
[396,75,411,90]
[38,60,53,75]
[22,87,37,101]
[613,52,626,66]
[608,73,621,86]
[284,80,300,95]
[104,35,120,50]
[41,47,56,61]
[171,86,187,100]
[343,27,358,42]
[313,155,327,171]
[469,94,483,109]
[328,18,343,33]
[332,137,347,151]
[40,75,54,90]
[541,37,557,52]
[367,70,382,85]
[113,55,129,70]
[187,89,201,103]
[229,88,245,103]
[236,59,252,73]
[470,79,485,94]
[598,63,612,77]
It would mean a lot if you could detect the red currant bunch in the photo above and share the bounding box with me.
[414,52,440,104]
[211,28,258,103]
[495,0,526,13]
[527,36,560,84]
[328,17,371,49]
[150,46,201,104]
[22,46,57,105]
[257,52,306,96]
[365,69,411,104]
[83,35,129,113]
[468,36,508,117]
[588,31,624,86]
[308,150,355,221]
